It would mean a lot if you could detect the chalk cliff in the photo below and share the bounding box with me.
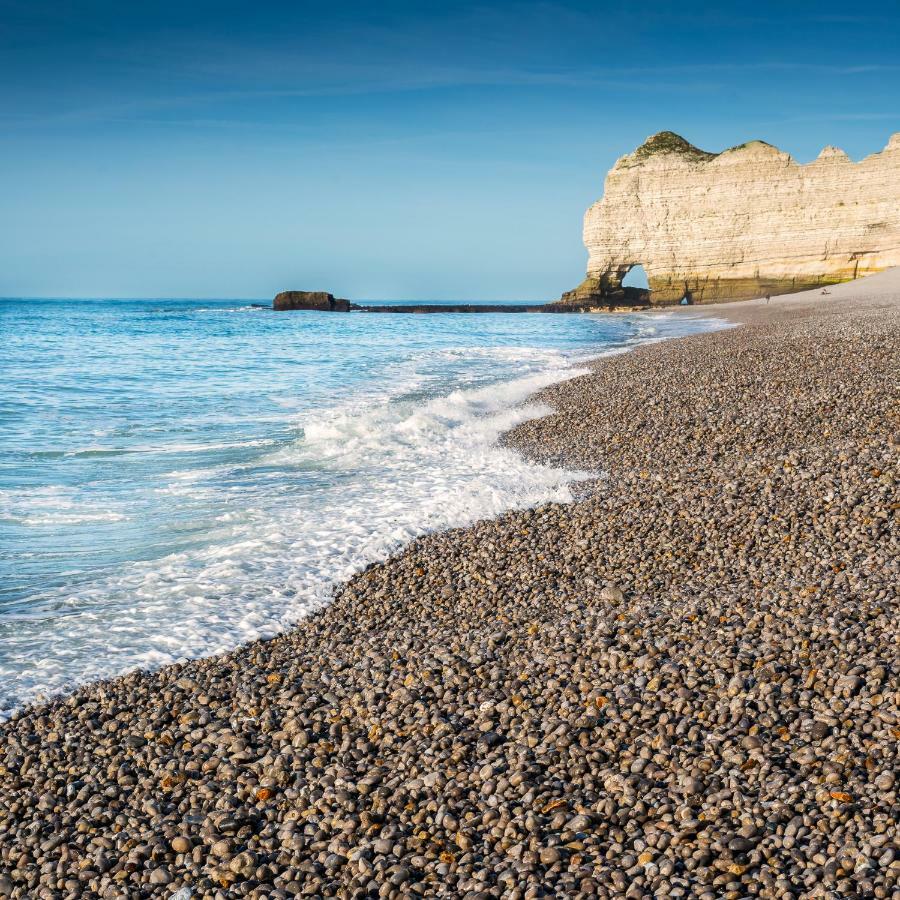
[563,131,900,304]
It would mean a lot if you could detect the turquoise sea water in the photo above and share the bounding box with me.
[0,298,721,713]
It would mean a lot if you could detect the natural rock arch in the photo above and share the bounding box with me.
[621,264,649,289]
[561,130,900,305]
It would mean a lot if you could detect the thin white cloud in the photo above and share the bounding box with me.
[6,55,900,129]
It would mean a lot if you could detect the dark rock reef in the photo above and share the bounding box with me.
[272,293,650,314]
[273,291,354,312]
[557,282,651,308]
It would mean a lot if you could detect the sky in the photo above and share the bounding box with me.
[1,0,898,300]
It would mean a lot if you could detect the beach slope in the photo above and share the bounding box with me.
[1,272,897,898]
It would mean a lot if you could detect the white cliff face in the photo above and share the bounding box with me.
[569,131,900,304]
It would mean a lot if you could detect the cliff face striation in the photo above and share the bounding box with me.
[563,131,900,305]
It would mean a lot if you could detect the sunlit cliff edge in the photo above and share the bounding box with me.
[562,130,900,305]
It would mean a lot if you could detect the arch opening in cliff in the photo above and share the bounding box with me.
[621,264,691,303]
[622,264,649,289]
[558,262,652,307]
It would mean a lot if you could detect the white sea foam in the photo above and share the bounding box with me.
[19,512,129,526]
[0,304,728,717]
[0,486,129,526]
[0,359,591,714]
[59,438,279,457]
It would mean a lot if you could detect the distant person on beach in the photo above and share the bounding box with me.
[766,294,771,304]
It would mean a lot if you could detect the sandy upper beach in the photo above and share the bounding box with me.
[0,272,897,899]
[675,265,900,325]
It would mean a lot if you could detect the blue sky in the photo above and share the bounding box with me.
[2,0,898,299]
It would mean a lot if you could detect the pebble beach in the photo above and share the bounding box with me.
[1,273,898,898]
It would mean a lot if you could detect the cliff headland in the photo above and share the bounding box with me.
[563,131,900,305]
[275,132,900,313]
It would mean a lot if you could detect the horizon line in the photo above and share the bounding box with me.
[0,294,558,303]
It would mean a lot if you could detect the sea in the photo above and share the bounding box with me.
[0,297,722,715]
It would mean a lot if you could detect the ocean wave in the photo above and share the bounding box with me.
[1,302,724,716]
[0,363,591,715]
[17,511,129,526]
[0,486,129,527]
[34,438,281,458]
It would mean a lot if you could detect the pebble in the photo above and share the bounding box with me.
[148,867,171,884]
[875,771,895,791]
[0,293,897,898]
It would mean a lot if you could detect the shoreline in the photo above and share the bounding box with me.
[0,310,717,720]
[1,273,897,897]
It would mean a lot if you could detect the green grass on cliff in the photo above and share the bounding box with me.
[634,131,717,161]
[720,139,778,154]
[635,132,778,163]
